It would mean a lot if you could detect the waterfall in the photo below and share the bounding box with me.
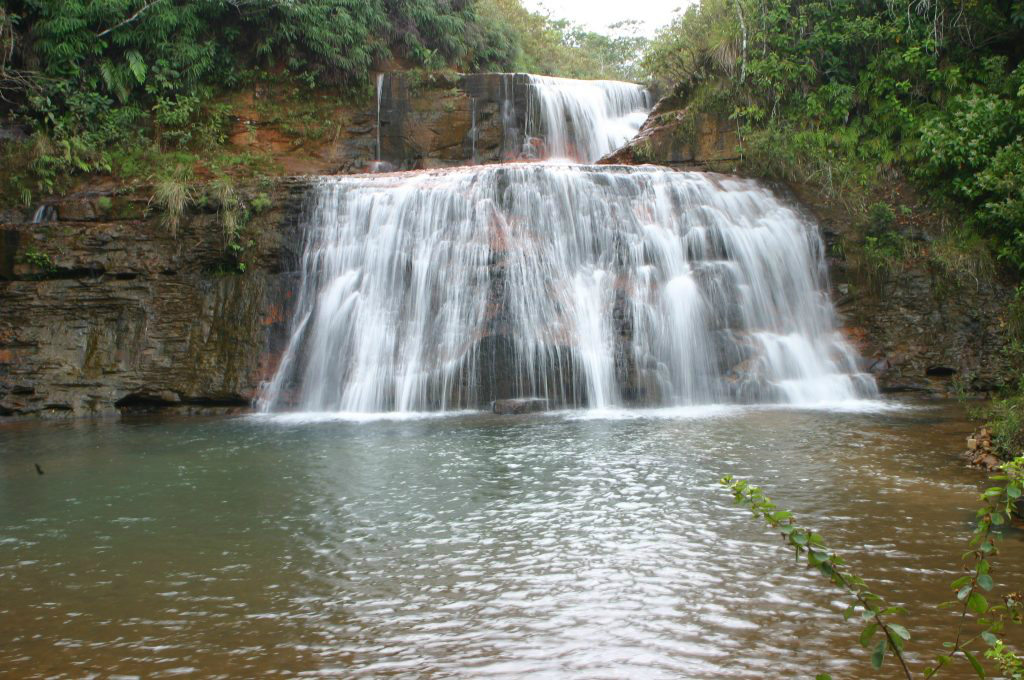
[375,73,384,161]
[260,165,876,413]
[524,75,651,163]
[32,204,56,223]
[500,74,518,161]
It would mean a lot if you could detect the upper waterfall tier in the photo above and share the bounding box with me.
[523,75,652,163]
[260,164,877,414]
[374,72,652,169]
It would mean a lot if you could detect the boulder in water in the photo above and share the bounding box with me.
[492,398,548,415]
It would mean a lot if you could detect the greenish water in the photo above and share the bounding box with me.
[1,403,1021,678]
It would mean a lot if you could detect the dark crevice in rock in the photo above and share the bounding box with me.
[115,392,251,412]
[925,366,957,377]
[879,384,933,393]
[22,266,107,281]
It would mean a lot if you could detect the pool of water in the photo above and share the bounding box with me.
[1,400,1021,678]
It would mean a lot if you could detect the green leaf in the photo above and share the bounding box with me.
[860,622,878,647]
[843,605,857,620]
[958,584,973,601]
[981,631,999,646]
[127,50,147,85]
[888,623,910,641]
[977,573,993,592]
[952,575,972,589]
[1007,484,1021,499]
[968,592,989,614]
[964,650,986,678]
[815,675,832,680]
[871,638,886,669]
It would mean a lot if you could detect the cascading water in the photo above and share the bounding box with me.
[260,165,877,413]
[32,204,56,223]
[524,75,651,162]
[375,73,384,161]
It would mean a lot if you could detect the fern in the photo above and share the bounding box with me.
[126,50,146,84]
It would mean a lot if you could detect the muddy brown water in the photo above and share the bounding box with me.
[1,400,1021,678]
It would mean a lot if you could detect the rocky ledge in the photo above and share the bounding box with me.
[0,179,312,418]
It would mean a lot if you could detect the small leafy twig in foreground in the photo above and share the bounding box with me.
[721,455,1024,679]
[721,474,914,679]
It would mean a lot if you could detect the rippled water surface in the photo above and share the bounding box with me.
[2,401,1022,678]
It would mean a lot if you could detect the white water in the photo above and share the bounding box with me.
[523,75,651,162]
[260,165,877,413]
[375,73,384,161]
[32,204,55,223]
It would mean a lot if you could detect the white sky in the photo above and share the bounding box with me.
[522,0,690,36]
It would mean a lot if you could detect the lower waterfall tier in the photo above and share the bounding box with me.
[260,164,877,413]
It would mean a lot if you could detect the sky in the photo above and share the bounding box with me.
[521,0,688,36]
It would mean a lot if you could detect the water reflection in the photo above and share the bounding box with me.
[0,402,1020,678]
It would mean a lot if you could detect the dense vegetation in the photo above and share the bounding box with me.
[0,0,642,205]
[477,0,648,81]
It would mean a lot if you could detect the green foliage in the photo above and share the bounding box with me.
[249,192,271,215]
[918,61,1024,271]
[642,0,742,94]
[987,638,1024,679]
[204,177,273,274]
[722,458,1024,678]
[19,247,55,272]
[476,0,648,80]
[979,396,1024,460]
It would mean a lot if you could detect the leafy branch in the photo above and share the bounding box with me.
[721,455,1023,679]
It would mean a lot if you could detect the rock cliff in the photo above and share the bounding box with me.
[0,181,309,417]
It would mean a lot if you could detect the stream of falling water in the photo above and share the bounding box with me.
[523,75,652,162]
[260,165,876,414]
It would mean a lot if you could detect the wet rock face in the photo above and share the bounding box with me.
[377,72,530,169]
[829,255,1013,395]
[810,201,1014,396]
[492,398,548,415]
[0,180,310,418]
[598,96,741,168]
